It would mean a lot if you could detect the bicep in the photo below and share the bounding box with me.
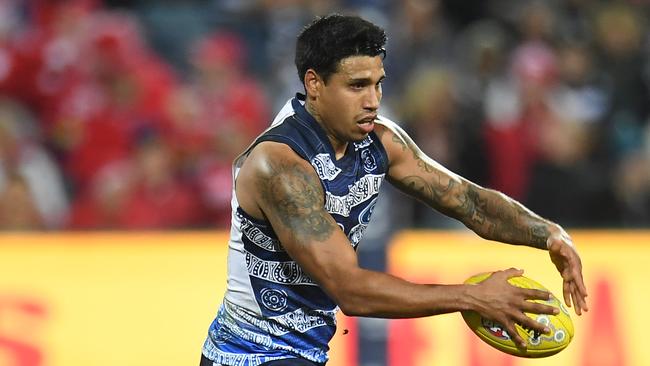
[247,144,360,298]
[256,156,333,243]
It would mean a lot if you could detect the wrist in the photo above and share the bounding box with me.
[457,284,480,312]
[546,224,569,249]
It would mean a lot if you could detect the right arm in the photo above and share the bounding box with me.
[236,142,556,346]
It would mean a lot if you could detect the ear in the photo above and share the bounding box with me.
[304,69,322,98]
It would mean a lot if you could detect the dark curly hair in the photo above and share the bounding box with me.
[295,14,387,85]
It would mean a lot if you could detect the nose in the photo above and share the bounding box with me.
[364,86,381,111]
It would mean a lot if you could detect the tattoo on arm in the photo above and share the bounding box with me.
[529,224,551,249]
[395,134,436,174]
[389,131,459,213]
[399,174,456,209]
[457,185,488,227]
[400,176,433,201]
[457,185,552,249]
[389,129,551,248]
[258,160,335,242]
[391,133,407,151]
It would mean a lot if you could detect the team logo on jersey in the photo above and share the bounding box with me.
[353,136,373,151]
[359,197,377,225]
[260,288,288,312]
[325,174,384,217]
[361,149,377,173]
[347,198,377,248]
[310,153,341,181]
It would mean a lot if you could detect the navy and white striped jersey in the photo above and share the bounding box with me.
[202,94,389,365]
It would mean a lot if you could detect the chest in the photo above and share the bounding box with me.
[308,145,386,248]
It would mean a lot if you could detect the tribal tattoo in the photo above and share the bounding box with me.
[258,159,336,243]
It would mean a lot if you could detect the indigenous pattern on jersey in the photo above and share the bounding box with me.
[202,94,389,365]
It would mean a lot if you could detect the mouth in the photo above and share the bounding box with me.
[359,114,378,123]
[356,116,376,134]
[357,114,377,126]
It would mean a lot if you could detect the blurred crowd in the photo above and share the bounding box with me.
[0,0,649,230]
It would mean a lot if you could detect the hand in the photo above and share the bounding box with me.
[470,268,558,348]
[547,227,589,315]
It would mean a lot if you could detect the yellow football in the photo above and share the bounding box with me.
[461,272,574,358]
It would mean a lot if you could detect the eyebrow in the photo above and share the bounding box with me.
[348,75,386,84]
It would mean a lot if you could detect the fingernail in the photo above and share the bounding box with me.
[553,308,559,314]
[544,327,551,333]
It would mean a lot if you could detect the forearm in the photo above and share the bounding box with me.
[331,268,474,318]
[457,184,559,249]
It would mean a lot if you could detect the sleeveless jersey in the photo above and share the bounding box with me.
[202,94,389,365]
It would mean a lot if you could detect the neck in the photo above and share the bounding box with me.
[305,100,348,159]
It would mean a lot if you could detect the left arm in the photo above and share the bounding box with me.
[376,121,588,314]
[379,121,551,246]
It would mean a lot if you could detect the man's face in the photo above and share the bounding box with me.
[314,55,385,144]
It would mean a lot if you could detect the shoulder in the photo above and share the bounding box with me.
[373,116,412,163]
[236,141,322,219]
[374,116,410,143]
[241,142,315,180]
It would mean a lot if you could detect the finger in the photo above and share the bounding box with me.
[563,278,572,308]
[576,285,589,312]
[571,267,589,300]
[516,312,551,338]
[564,271,589,314]
[572,283,589,315]
[563,253,587,290]
[569,282,582,315]
[504,321,527,349]
[520,301,559,316]
[569,282,586,316]
[521,288,553,301]
[502,267,525,279]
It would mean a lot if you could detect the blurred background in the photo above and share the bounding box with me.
[1,0,649,231]
[0,0,649,366]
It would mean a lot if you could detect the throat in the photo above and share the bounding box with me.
[328,138,349,160]
[305,101,349,160]
[334,147,348,160]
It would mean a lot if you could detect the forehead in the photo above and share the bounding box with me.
[335,55,385,80]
